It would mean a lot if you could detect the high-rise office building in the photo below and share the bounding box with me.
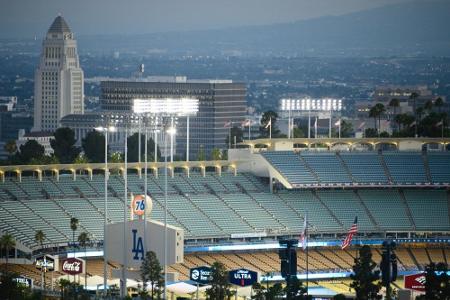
[33,15,84,132]
[101,78,246,159]
[61,77,246,158]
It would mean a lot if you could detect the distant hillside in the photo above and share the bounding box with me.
[78,0,450,56]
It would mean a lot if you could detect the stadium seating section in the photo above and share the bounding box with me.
[0,170,449,248]
[261,151,450,186]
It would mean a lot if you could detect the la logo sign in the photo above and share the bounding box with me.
[132,229,144,260]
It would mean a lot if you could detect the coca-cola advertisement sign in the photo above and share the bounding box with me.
[62,258,83,275]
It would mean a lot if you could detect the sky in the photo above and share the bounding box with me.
[0,0,411,38]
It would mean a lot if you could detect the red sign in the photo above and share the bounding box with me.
[404,273,426,292]
[62,258,83,275]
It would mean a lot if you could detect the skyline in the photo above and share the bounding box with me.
[0,0,410,38]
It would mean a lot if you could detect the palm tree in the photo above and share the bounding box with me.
[389,98,400,132]
[70,217,79,284]
[70,218,79,245]
[435,97,444,113]
[35,230,46,290]
[369,106,379,131]
[369,103,386,136]
[410,92,420,136]
[4,140,17,156]
[78,232,90,290]
[0,233,16,273]
[424,100,433,113]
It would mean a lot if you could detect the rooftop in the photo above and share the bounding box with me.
[48,15,71,34]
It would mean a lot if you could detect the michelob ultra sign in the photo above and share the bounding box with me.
[229,269,258,287]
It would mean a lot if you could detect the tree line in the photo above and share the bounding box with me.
[366,95,448,138]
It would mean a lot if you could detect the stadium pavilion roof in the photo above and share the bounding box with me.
[0,160,239,182]
[240,137,450,150]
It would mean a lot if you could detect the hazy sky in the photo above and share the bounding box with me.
[0,0,410,38]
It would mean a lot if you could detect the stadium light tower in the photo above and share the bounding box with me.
[94,125,116,296]
[279,98,342,139]
[133,98,198,299]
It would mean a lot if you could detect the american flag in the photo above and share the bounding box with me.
[224,121,232,128]
[242,119,251,127]
[341,216,358,250]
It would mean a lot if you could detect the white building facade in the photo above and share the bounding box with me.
[33,16,84,132]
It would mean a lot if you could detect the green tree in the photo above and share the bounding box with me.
[293,127,305,138]
[333,294,347,300]
[58,278,71,300]
[110,152,123,163]
[78,232,90,291]
[50,127,81,163]
[388,98,400,131]
[0,234,15,274]
[140,251,164,300]
[18,140,45,164]
[350,245,382,300]
[434,97,444,113]
[225,126,244,147]
[211,148,222,160]
[205,261,234,300]
[82,130,105,163]
[417,262,450,299]
[424,100,433,113]
[251,282,266,300]
[364,128,378,138]
[0,272,33,300]
[284,276,310,300]
[127,133,160,162]
[410,92,420,136]
[260,111,280,138]
[197,145,206,161]
[70,218,78,254]
[74,153,88,164]
[266,282,284,300]
[369,103,386,135]
[35,230,46,291]
[4,140,17,156]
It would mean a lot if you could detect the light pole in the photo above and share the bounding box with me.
[94,125,116,297]
[133,98,198,300]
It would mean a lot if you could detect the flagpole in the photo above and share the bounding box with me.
[229,121,231,149]
[248,121,251,140]
[329,110,332,138]
[305,212,309,298]
[314,117,317,139]
[308,109,311,139]
[442,120,444,139]
[269,117,272,139]
[338,121,341,139]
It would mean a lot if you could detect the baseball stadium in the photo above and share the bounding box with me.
[1,137,450,299]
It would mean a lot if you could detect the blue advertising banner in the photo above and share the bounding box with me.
[229,269,258,287]
[190,266,213,284]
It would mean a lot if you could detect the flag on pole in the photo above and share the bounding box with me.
[341,216,358,250]
[264,118,272,129]
[410,121,416,127]
[242,119,251,127]
[314,117,317,128]
[224,121,232,128]
[358,122,366,130]
[436,120,443,126]
[334,119,341,126]
[300,214,307,250]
